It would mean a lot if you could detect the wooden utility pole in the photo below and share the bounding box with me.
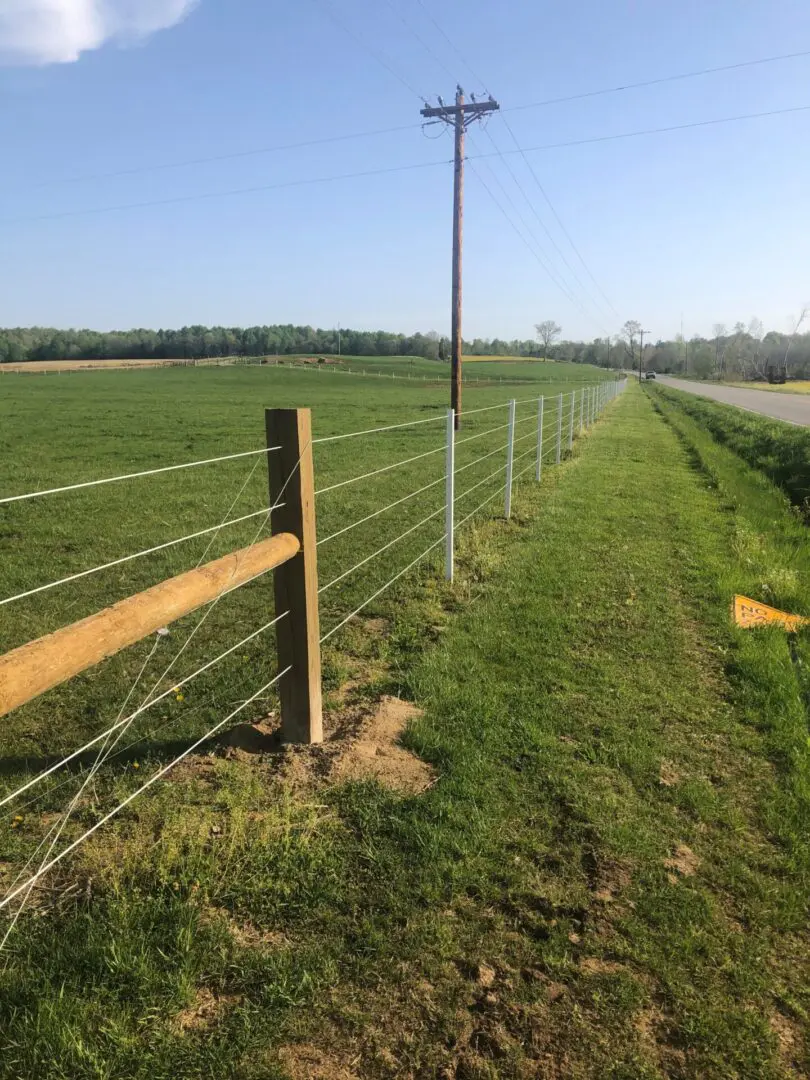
[421,87,499,428]
[639,328,651,381]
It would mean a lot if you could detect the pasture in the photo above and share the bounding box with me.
[4,371,810,1078]
[0,358,612,939]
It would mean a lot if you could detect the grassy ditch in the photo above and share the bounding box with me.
[652,382,810,513]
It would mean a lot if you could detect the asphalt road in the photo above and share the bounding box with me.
[655,376,810,427]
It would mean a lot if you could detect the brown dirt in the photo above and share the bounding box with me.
[328,696,434,795]
[664,843,700,878]
[277,1043,360,1079]
[173,987,242,1033]
[171,695,434,799]
[770,1012,805,1074]
[658,760,682,787]
[579,957,627,976]
[1,358,189,373]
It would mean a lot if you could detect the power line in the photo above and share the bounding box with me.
[380,0,457,84]
[13,48,807,196]
[467,158,607,333]
[464,140,580,309]
[507,48,810,114]
[411,0,490,94]
[6,103,808,227]
[475,125,614,326]
[499,115,621,319]
[310,0,424,100]
[503,103,810,155]
[10,123,425,193]
[3,157,451,225]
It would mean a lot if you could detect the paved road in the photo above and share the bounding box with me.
[655,376,810,427]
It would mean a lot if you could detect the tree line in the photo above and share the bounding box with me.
[5,316,810,381]
[535,312,810,382]
[0,325,544,365]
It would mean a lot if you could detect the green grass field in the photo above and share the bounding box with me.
[3,370,810,1078]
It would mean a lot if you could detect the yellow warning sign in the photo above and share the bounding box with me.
[733,595,810,632]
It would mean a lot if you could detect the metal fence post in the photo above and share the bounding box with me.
[555,393,563,464]
[579,387,584,434]
[535,395,544,482]
[445,409,455,582]
[505,399,516,518]
[266,408,323,745]
[567,390,575,450]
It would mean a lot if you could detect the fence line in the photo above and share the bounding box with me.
[0,378,626,932]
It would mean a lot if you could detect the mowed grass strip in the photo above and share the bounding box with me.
[2,385,810,1077]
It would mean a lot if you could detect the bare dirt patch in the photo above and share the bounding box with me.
[277,1043,360,1080]
[174,987,242,1033]
[658,760,682,787]
[169,694,434,798]
[579,957,627,976]
[770,1012,805,1074]
[329,696,434,795]
[664,843,700,881]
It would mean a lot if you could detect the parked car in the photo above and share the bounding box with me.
[645,370,656,380]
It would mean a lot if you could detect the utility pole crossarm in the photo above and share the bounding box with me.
[420,99,500,122]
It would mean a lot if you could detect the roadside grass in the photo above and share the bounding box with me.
[652,382,810,513]
[2,384,810,1076]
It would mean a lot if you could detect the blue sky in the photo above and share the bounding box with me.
[1,0,809,342]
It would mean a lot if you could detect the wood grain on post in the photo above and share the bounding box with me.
[266,408,323,744]
[0,534,299,719]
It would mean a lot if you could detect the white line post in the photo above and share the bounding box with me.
[555,393,563,464]
[505,399,516,518]
[579,388,584,434]
[535,396,544,481]
[445,409,455,582]
[567,390,575,451]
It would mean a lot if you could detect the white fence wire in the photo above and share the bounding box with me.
[0,377,626,940]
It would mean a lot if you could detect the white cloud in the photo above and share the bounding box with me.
[0,0,198,65]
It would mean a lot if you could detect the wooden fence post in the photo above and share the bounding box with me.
[266,408,323,744]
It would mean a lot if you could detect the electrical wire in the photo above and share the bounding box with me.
[473,129,609,325]
[466,148,581,311]
[412,0,490,93]
[4,158,452,226]
[310,0,424,100]
[500,114,620,319]
[13,123,425,193]
[9,103,808,229]
[506,49,810,115]
[16,49,800,199]
[488,104,810,159]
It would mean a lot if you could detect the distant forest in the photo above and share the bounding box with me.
[3,318,810,381]
[0,325,539,365]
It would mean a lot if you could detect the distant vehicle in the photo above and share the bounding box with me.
[645,370,656,380]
